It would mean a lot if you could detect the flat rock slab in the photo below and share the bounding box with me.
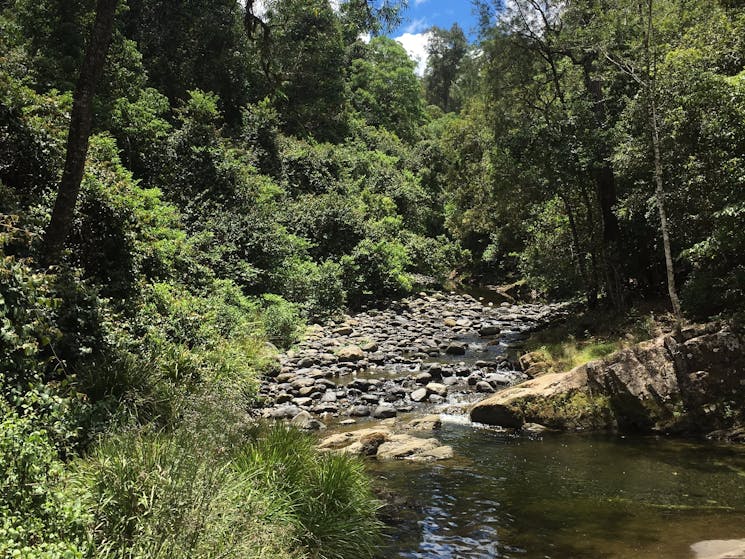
[692,539,745,559]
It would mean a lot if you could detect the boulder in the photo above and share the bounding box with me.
[445,342,466,355]
[372,404,398,419]
[337,345,365,362]
[471,325,745,436]
[410,388,428,402]
[376,435,440,460]
[405,415,442,431]
[407,445,454,463]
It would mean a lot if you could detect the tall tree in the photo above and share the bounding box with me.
[42,0,118,263]
[424,23,468,113]
[349,36,424,140]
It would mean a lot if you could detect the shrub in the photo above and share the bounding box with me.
[79,428,298,559]
[261,294,303,349]
[273,257,346,320]
[235,425,383,559]
[0,403,91,558]
[341,237,413,305]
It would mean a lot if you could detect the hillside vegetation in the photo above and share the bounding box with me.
[1,0,744,557]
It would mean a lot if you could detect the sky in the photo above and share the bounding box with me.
[391,0,480,75]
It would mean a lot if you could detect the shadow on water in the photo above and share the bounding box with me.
[371,423,745,559]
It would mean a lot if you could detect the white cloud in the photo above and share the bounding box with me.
[414,0,429,4]
[395,31,432,77]
[404,17,429,34]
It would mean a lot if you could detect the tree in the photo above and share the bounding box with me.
[42,0,118,264]
[349,36,425,141]
[263,0,347,141]
[424,23,468,113]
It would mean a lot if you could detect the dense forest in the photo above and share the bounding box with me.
[1,0,744,557]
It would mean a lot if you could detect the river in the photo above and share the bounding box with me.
[370,421,745,559]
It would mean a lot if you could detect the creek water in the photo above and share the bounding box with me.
[370,421,745,559]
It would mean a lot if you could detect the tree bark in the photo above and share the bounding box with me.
[42,0,119,265]
[645,0,682,330]
[650,96,682,328]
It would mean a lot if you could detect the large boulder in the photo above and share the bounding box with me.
[471,325,745,437]
[337,345,365,362]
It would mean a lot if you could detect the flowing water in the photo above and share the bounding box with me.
[371,421,745,559]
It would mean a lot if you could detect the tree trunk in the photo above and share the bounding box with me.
[41,0,119,265]
[580,56,625,309]
[649,80,682,330]
[645,0,682,332]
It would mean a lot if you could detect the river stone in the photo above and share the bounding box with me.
[414,372,432,384]
[376,435,440,460]
[691,539,745,559]
[476,381,496,393]
[479,325,501,336]
[445,343,466,355]
[406,415,442,431]
[359,432,390,456]
[349,405,370,417]
[275,393,293,404]
[372,404,397,419]
[334,326,354,336]
[291,411,326,430]
[269,405,300,419]
[320,391,337,402]
[410,387,428,402]
[361,341,379,352]
[521,422,553,434]
[443,317,458,327]
[407,445,454,463]
[337,345,365,362]
[426,382,448,397]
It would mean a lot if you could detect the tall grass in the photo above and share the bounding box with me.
[74,419,381,559]
[236,426,384,559]
[521,306,659,373]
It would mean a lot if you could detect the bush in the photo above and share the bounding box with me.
[341,238,413,305]
[0,403,91,558]
[79,428,298,559]
[235,425,383,559]
[261,294,303,349]
[273,258,346,320]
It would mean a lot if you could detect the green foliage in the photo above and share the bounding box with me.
[0,404,91,558]
[349,36,425,141]
[236,425,383,559]
[260,294,302,348]
[72,134,196,299]
[265,0,348,141]
[341,237,413,304]
[79,427,298,559]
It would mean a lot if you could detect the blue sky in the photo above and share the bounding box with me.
[390,0,480,75]
[392,0,480,38]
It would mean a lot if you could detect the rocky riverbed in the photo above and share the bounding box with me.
[258,292,573,431]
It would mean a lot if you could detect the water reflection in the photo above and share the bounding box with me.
[372,424,745,559]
